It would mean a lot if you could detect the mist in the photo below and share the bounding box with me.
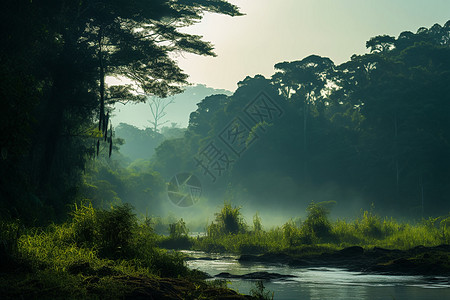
[2,2,449,298]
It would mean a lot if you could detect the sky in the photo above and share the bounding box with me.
[175,0,450,91]
[112,0,450,128]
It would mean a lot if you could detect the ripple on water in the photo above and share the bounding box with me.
[184,251,449,300]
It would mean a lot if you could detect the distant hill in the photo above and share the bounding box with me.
[111,84,232,129]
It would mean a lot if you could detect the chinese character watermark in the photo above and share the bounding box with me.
[194,91,283,183]
[168,90,284,206]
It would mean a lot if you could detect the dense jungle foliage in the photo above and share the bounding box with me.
[152,21,450,217]
[0,0,242,224]
[1,1,450,297]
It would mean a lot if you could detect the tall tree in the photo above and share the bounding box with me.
[0,0,242,222]
[272,55,335,177]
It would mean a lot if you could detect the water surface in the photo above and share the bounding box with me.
[182,250,450,300]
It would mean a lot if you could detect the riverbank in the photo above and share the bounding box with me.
[0,268,252,299]
[0,203,255,299]
[184,201,450,278]
[238,244,450,276]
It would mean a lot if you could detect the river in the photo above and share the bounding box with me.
[182,250,450,300]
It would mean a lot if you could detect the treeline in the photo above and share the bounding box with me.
[153,21,450,217]
[114,123,185,162]
[0,0,241,224]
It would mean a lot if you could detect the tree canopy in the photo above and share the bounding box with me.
[153,21,450,217]
[0,0,241,223]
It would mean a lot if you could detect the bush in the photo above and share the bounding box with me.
[356,210,383,239]
[207,202,246,236]
[440,215,450,244]
[282,219,299,246]
[97,203,136,258]
[71,202,138,258]
[250,280,273,300]
[302,201,335,242]
[71,202,97,248]
[169,218,189,238]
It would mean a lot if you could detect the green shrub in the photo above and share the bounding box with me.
[250,280,274,300]
[440,215,450,244]
[96,203,136,258]
[169,218,189,238]
[282,219,299,246]
[71,202,97,248]
[302,201,335,242]
[356,210,383,239]
[207,202,246,236]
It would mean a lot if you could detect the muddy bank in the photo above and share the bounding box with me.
[238,245,450,276]
[0,268,254,300]
[116,275,254,300]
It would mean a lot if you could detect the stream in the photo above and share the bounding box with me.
[182,250,450,300]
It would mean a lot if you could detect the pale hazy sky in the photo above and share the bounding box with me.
[175,0,450,91]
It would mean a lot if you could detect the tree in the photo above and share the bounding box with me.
[329,23,450,213]
[0,0,242,222]
[272,55,335,177]
[366,35,396,53]
[114,123,164,161]
[188,94,230,136]
[150,20,450,217]
[147,95,175,132]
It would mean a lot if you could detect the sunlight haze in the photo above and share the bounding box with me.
[177,0,450,91]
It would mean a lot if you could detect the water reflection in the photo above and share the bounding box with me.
[182,250,449,300]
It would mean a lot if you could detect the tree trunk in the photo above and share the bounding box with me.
[98,29,105,133]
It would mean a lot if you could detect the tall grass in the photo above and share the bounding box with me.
[194,201,450,253]
[0,202,199,298]
[207,202,247,237]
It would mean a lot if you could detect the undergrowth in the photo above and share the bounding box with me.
[2,199,449,298]
[193,201,450,254]
[0,202,202,299]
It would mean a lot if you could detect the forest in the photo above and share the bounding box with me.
[1,1,450,299]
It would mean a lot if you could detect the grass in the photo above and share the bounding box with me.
[0,202,251,299]
[192,202,450,254]
[2,200,449,298]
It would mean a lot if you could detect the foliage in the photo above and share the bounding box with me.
[195,201,450,254]
[169,218,189,238]
[0,0,242,224]
[81,158,166,214]
[3,203,263,298]
[157,218,193,250]
[250,281,274,300]
[114,123,164,161]
[253,213,263,232]
[96,204,136,258]
[303,201,335,241]
[0,219,24,271]
[1,203,209,298]
[153,21,450,217]
[207,203,247,237]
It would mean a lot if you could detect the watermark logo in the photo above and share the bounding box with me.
[168,90,284,205]
[167,173,202,207]
[244,91,283,131]
[194,90,283,183]
[218,117,258,157]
